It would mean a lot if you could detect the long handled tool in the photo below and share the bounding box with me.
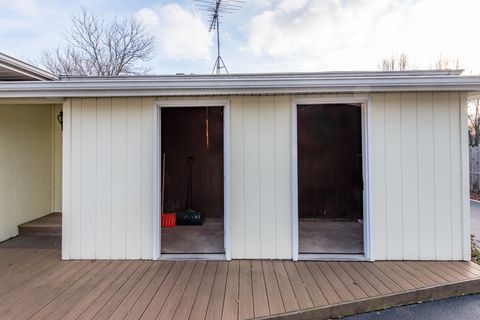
[161,153,176,227]
[176,156,203,225]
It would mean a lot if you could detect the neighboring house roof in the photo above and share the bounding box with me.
[0,53,57,81]
[0,69,479,98]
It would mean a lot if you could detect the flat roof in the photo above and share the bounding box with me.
[0,70,479,98]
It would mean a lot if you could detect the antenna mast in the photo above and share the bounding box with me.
[194,0,246,74]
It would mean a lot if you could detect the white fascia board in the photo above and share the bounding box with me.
[0,53,58,81]
[0,75,480,98]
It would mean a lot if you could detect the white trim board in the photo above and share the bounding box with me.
[291,97,374,261]
[1,71,480,98]
[152,99,231,261]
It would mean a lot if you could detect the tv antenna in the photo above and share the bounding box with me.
[194,0,246,74]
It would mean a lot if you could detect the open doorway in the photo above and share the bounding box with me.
[296,103,364,256]
[160,106,225,255]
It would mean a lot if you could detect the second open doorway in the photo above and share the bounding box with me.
[295,101,367,259]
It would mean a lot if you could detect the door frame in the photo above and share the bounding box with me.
[152,99,231,260]
[291,97,374,261]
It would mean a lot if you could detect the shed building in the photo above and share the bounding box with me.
[1,55,479,261]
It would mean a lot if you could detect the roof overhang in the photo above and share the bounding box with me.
[0,70,479,98]
[0,53,58,81]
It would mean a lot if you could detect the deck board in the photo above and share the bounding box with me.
[204,261,228,320]
[251,261,271,318]
[173,261,207,320]
[189,261,217,320]
[0,242,480,320]
[305,261,342,304]
[238,260,254,320]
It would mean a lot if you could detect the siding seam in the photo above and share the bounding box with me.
[432,94,437,260]
[242,98,246,258]
[400,94,404,259]
[449,93,454,260]
[415,94,420,260]
[109,98,112,259]
[273,97,277,258]
[383,94,388,259]
[257,98,262,258]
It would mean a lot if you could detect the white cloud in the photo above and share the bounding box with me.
[0,0,41,16]
[243,0,480,73]
[136,4,213,61]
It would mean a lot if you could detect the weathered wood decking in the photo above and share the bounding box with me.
[1,237,480,320]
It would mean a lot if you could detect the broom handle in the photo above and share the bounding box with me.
[187,157,193,209]
[161,153,165,215]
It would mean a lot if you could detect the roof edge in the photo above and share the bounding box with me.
[0,53,58,81]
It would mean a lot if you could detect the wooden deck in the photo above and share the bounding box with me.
[1,237,480,319]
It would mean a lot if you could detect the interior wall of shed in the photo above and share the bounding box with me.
[161,107,224,220]
[160,106,224,254]
[297,103,363,221]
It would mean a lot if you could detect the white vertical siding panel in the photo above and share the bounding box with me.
[2,106,15,238]
[274,96,292,259]
[400,93,419,259]
[111,98,128,259]
[258,96,276,258]
[384,93,403,259]
[80,98,97,258]
[70,99,83,257]
[126,98,143,259]
[62,100,71,259]
[460,93,471,260]
[370,94,387,260]
[433,92,452,260]
[141,97,153,259]
[54,104,63,212]
[0,105,4,240]
[243,96,261,258]
[417,93,436,259]
[230,96,245,258]
[95,98,112,259]
[449,92,463,260]
[14,106,29,225]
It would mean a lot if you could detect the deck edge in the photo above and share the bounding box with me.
[256,278,480,320]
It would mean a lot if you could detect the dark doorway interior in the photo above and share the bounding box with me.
[297,103,364,254]
[161,107,224,254]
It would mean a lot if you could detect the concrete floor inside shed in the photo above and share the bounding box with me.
[161,220,224,254]
[299,220,364,254]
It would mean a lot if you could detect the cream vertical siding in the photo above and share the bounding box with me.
[371,92,469,260]
[230,96,292,259]
[0,104,60,242]
[62,97,153,259]
[63,92,469,261]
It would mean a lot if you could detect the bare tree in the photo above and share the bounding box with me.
[378,53,417,71]
[40,8,155,76]
[434,55,461,70]
[469,99,480,147]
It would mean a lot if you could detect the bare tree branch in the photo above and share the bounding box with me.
[40,7,154,76]
[378,53,417,71]
[434,55,461,70]
[469,98,480,147]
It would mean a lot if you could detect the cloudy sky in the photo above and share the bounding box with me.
[1,0,479,74]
